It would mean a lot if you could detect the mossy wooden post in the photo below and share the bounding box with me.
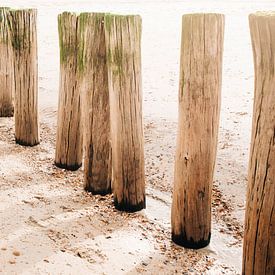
[8,9,39,146]
[0,7,14,117]
[242,12,275,275]
[105,15,145,211]
[171,13,224,249]
[55,12,82,170]
[78,13,111,194]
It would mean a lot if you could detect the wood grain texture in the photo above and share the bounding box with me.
[171,13,224,248]
[8,9,39,146]
[78,13,111,195]
[105,14,145,212]
[242,12,275,275]
[55,12,82,170]
[0,7,14,117]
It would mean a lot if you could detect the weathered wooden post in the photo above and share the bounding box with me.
[242,12,275,275]
[171,13,224,248]
[78,13,111,194]
[0,7,14,117]
[8,9,39,146]
[55,12,82,170]
[105,14,145,211]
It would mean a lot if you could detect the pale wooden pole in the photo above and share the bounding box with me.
[242,12,275,275]
[105,15,145,211]
[55,12,82,170]
[8,9,39,146]
[0,7,14,117]
[171,13,224,248]
[78,13,111,194]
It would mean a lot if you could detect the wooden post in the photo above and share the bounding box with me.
[8,9,39,146]
[171,13,224,249]
[55,12,82,170]
[78,13,111,195]
[105,15,145,212]
[242,12,275,275]
[0,7,14,117]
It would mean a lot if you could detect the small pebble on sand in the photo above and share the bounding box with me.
[9,260,16,264]
[13,251,21,257]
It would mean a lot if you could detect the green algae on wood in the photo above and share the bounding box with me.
[77,12,109,74]
[0,7,10,44]
[8,9,38,52]
[77,12,92,74]
[58,12,78,64]
[104,14,142,77]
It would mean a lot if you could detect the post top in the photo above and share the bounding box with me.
[9,8,37,13]
[250,11,275,17]
[104,13,141,20]
[58,11,77,17]
[79,12,107,16]
[183,13,224,17]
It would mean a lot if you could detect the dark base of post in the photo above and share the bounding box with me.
[0,107,14,117]
[85,185,111,196]
[54,162,82,171]
[172,232,211,249]
[114,197,146,213]
[16,138,39,147]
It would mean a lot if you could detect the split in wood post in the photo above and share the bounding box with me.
[105,14,145,212]
[8,9,39,146]
[0,7,14,117]
[171,13,224,249]
[55,12,82,170]
[78,12,112,195]
[242,11,275,275]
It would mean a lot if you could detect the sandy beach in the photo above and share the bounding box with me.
[1,0,274,274]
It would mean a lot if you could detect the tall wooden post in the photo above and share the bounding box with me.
[55,12,82,170]
[78,13,111,195]
[8,9,39,146]
[0,7,14,117]
[105,15,145,212]
[242,12,275,275]
[171,13,224,249]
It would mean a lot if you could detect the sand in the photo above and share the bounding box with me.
[1,0,274,274]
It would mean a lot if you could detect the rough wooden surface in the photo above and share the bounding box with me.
[171,13,224,248]
[0,7,14,117]
[8,9,39,146]
[242,12,275,275]
[78,13,111,195]
[105,14,145,212]
[55,12,82,170]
